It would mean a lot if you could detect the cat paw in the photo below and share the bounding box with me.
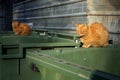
[103,42,108,47]
[82,44,91,48]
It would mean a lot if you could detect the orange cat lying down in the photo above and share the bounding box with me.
[12,21,31,36]
[75,22,109,48]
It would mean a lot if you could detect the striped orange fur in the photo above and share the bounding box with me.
[75,22,109,48]
[12,21,31,36]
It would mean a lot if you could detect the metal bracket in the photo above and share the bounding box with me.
[0,44,23,59]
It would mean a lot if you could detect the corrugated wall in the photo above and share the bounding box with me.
[13,0,87,30]
[13,0,120,44]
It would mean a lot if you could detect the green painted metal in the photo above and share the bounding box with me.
[0,59,20,80]
[41,46,120,76]
[26,45,120,80]
[0,31,79,80]
[0,31,78,59]
[0,31,14,36]
[26,50,90,80]
[1,31,120,80]
[20,58,41,80]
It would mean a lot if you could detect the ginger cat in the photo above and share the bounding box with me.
[75,22,109,48]
[12,21,31,36]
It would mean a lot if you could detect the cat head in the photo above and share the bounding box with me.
[75,24,88,36]
[12,21,19,29]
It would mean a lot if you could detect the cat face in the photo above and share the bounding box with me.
[75,24,88,36]
[12,21,19,29]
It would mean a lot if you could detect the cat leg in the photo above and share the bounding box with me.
[16,28,22,35]
[21,31,29,36]
[82,44,91,48]
[103,42,108,47]
[92,43,99,47]
[93,44,99,48]
[82,45,86,48]
[16,30,22,35]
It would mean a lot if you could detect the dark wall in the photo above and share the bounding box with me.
[0,0,12,31]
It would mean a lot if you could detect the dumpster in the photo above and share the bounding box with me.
[0,30,79,80]
[0,30,79,59]
[1,30,120,80]
[25,45,120,80]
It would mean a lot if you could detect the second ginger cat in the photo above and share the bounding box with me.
[12,21,31,36]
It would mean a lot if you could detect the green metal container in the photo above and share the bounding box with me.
[0,31,78,59]
[25,46,120,80]
[0,31,120,80]
[0,31,79,80]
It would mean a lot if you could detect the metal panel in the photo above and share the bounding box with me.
[26,46,120,80]
[20,58,41,80]
[13,0,87,30]
[87,0,120,11]
[0,59,19,80]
